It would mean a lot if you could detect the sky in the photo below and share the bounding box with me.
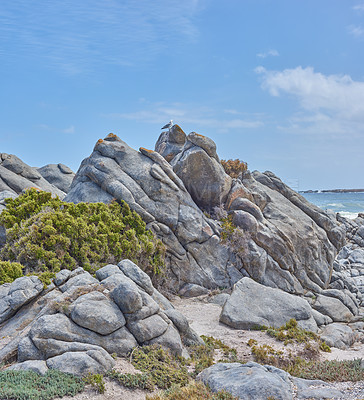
[1,0,364,191]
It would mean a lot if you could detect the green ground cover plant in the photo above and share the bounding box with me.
[0,188,165,280]
[146,380,239,400]
[0,369,84,400]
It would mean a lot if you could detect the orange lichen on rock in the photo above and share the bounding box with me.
[97,139,104,144]
[194,133,206,138]
[140,147,154,153]
[106,133,118,139]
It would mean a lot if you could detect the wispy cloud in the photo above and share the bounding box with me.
[0,0,202,74]
[353,4,364,12]
[63,126,75,134]
[256,49,279,58]
[103,102,263,133]
[348,25,364,37]
[255,66,364,137]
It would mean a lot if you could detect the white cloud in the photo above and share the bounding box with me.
[0,0,202,74]
[257,49,279,58]
[63,125,75,134]
[348,25,364,37]
[103,102,263,132]
[353,4,364,11]
[255,66,364,136]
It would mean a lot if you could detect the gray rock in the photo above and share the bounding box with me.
[53,269,72,287]
[126,291,160,321]
[27,312,137,358]
[155,125,187,162]
[0,154,66,198]
[46,348,114,376]
[95,264,122,281]
[198,362,293,400]
[179,283,209,298]
[112,280,143,314]
[69,291,126,335]
[187,132,219,161]
[293,377,344,399]
[127,314,169,343]
[311,309,333,326]
[0,276,44,324]
[229,197,264,222]
[231,210,258,233]
[171,138,232,210]
[18,336,43,362]
[313,295,354,322]
[7,360,48,375]
[118,259,154,295]
[59,271,98,293]
[164,308,204,346]
[37,163,75,193]
[220,278,317,331]
[320,323,356,349]
[208,293,230,307]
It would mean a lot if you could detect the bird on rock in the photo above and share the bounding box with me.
[161,120,173,131]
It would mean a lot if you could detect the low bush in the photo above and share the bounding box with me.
[130,345,190,389]
[221,159,248,179]
[146,380,239,400]
[0,369,84,400]
[0,189,165,279]
[107,370,154,391]
[0,261,23,285]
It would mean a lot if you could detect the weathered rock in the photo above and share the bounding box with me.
[311,309,333,327]
[7,360,48,375]
[69,291,126,335]
[155,125,187,162]
[0,276,44,324]
[37,163,75,193]
[118,259,154,295]
[46,348,114,376]
[198,362,293,400]
[170,135,232,210]
[312,295,354,322]
[293,377,344,399]
[220,278,317,331]
[320,323,357,349]
[127,314,168,343]
[59,271,98,293]
[0,153,66,198]
[179,283,209,298]
[112,281,143,314]
[230,210,258,233]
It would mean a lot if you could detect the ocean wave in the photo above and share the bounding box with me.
[338,211,358,220]
[327,203,344,207]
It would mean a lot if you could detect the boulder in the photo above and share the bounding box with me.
[293,378,344,399]
[320,323,357,349]
[220,277,317,331]
[170,133,232,210]
[312,295,354,322]
[0,276,44,324]
[37,163,75,193]
[155,124,186,162]
[198,362,293,400]
[46,348,114,376]
[7,360,48,375]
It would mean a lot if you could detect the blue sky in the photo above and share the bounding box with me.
[1,0,364,191]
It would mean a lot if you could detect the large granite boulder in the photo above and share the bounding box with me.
[0,153,66,199]
[220,277,317,331]
[0,259,201,376]
[198,362,345,400]
[37,163,75,193]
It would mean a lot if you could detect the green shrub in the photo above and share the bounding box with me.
[107,370,154,391]
[0,261,23,284]
[83,373,105,393]
[146,381,239,400]
[0,369,84,400]
[0,189,165,278]
[130,345,190,389]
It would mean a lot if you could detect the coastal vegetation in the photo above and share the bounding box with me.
[0,188,165,282]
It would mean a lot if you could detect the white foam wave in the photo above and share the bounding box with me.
[338,211,358,220]
[327,203,344,207]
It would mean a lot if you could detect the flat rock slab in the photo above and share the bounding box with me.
[220,277,317,331]
[198,362,293,400]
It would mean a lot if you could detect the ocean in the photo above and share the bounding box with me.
[300,191,364,219]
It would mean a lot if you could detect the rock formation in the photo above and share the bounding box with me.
[0,153,74,205]
[64,127,349,305]
[0,259,201,376]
